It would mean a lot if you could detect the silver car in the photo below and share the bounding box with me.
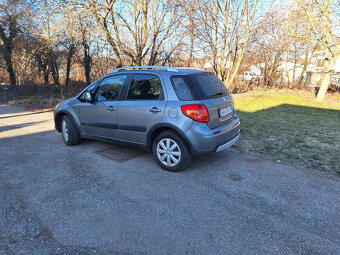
[54,66,240,171]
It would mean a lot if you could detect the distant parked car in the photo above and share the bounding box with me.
[54,66,240,171]
[330,73,340,91]
[243,71,263,81]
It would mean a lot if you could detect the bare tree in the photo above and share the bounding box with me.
[79,25,93,85]
[254,19,289,86]
[29,0,61,87]
[34,40,50,85]
[59,37,76,87]
[186,0,259,87]
[279,0,340,101]
[14,33,36,85]
[67,0,184,67]
[0,0,22,86]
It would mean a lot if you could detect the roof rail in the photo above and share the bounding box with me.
[110,66,178,73]
[175,67,207,71]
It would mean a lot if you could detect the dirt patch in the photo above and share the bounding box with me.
[95,145,147,163]
[229,174,244,181]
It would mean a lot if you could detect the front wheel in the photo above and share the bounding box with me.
[61,115,80,146]
[152,131,192,172]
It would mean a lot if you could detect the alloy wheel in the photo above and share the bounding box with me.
[62,120,69,142]
[156,138,181,167]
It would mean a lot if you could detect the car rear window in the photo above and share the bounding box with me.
[170,75,200,101]
[191,74,229,99]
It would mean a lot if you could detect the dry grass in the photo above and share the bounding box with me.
[0,83,87,110]
[233,90,340,176]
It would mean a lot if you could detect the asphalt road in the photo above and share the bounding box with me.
[0,104,339,255]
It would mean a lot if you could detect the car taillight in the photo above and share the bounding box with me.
[181,104,209,122]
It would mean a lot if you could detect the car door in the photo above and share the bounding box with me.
[117,73,167,144]
[78,74,128,139]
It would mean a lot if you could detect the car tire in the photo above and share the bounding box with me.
[61,115,80,146]
[152,131,192,172]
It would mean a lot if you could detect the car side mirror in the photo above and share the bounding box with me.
[82,91,92,102]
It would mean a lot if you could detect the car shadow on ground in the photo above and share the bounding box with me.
[0,110,53,120]
[80,137,237,173]
[185,151,237,173]
[0,120,50,132]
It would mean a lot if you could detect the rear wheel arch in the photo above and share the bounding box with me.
[147,124,194,153]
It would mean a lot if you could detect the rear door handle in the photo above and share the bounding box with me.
[107,106,117,112]
[149,107,162,113]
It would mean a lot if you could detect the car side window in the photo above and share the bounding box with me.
[94,75,127,102]
[171,75,200,100]
[127,74,162,100]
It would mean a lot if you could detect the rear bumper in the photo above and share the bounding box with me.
[184,114,240,154]
[215,133,240,152]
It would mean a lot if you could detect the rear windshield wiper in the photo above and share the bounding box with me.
[210,92,224,97]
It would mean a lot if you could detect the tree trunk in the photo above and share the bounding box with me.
[316,49,338,102]
[316,70,331,102]
[49,52,60,88]
[83,41,92,85]
[43,71,49,85]
[189,35,194,62]
[148,51,158,66]
[0,19,18,86]
[3,51,16,86]
[65,44,75,87]
[189,21,195,66]
[226,49,244,88]
[135,56,142,66]
[84,61,91,85]
[35,51,50,85]
[50,63,59,87]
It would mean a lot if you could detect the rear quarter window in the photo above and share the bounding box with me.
[127,74,162,100]
[191,74,229,99]
[170,75,200,101]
